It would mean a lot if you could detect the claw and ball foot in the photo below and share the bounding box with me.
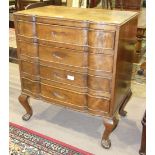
[18,94,33,121]
[101,115,119,149]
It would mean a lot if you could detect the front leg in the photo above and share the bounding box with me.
[101,115,119,149]
[18,94,33,121]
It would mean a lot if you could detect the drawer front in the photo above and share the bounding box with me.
[88,30,115,49]
[40,65,87,88]
[88,75,111,97]
[88,53,113,73]
[20,60,39,80]
[88,95,110,114]
[21,78,40,96]
[18,41,38,58]
[41,84,87,108]
[16,21,34,37]
[40,79,87,93]
[37,23,87,46]
[36,23,88,46]
[39,45,87,69]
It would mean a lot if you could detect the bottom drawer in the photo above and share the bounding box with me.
[40,83,87,110]
[88,95,110,115]
[21,78,40,97]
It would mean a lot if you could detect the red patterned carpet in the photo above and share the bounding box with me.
[9,122,93,155]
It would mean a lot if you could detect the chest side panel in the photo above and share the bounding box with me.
[111,17,138,115]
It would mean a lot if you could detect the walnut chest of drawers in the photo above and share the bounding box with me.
[14,6,138,149]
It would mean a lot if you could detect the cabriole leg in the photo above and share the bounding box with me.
[119,90,132,117]
[18,94,33,121]
[101,115,119,149]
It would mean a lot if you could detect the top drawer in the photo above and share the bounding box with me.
[15,20,88,49]
[36,23,88,47]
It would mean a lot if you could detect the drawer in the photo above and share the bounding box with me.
[20,60,39,80]
[88,53,113,73]
[39,45,87,71]
[18,41,38,59]
[40,79,87,93]
[40,65,87,88]
[41,84,87,109]
[36,23,88,46]
[88,30,115,49]
[88,95,110,114]
[88,75,111,98]
[21,78,40,97]
[16,21,34,37]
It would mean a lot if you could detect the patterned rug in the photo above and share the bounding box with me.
[9,122,93,155]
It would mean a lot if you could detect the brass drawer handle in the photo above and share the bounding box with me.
[53,73,64,80]
[51,32,56,40]
[52,53,62,60]
[52,91,66,100]
[52,52,66,60]
[51,31,66,37]
[51,31,66,40]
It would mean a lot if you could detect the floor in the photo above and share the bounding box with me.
[9,62,145,155]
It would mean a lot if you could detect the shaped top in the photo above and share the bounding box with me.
[14,5,138,26]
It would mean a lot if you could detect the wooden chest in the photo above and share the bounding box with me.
[14,6,138,149]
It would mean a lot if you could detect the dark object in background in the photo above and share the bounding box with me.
[137,62,146,76]
[143,0,146,7]
[88,0,112,9]
[88,0,101,7]
[137,69,144,76]
[16,0,62,10]
[139,111,146,155]
[9,1,16,28]
[9,47,18,63]
[115,0,142,10]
